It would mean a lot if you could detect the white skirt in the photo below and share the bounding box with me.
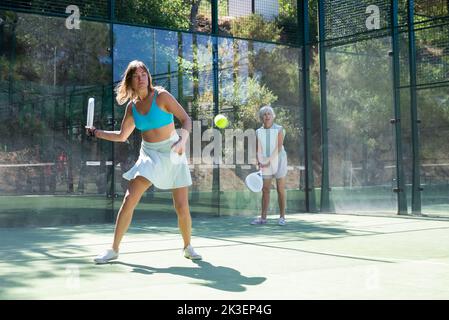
[122,133,192,189]
[261,150,288,179]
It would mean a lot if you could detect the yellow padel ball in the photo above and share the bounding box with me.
[214,114,229,129]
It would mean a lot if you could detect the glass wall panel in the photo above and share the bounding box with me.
[217,37,305,216]
[1,1,447,226]
[113,24,217,219]
[399,17,449,217]
[418,87,449,216]
[0,10,113,226]
[326,38,397,213]
[415,23,449,216]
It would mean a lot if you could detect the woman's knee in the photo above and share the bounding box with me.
[123,192,140,209]
[276,186,285,193]
[173,199,189,214]
[123,178,149,206]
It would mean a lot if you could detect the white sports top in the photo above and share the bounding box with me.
[256,123,286,158]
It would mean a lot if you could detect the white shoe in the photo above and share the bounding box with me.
[250,217,267,225]
[94,249,118,264]
[278,217,286,226]
[184,245,202,260]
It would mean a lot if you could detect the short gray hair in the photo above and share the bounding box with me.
[258,105,276,121]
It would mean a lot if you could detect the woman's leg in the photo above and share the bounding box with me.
[261,178,272,220]
[276,177,286,219]
[172,186,192,248]
[112,176,151,252]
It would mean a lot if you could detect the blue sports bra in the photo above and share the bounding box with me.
[132,91,174,131]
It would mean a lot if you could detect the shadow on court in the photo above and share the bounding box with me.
[1,213,449,299]
[0,214,346,299]
[112,260,266,292]
[131,214,354,241]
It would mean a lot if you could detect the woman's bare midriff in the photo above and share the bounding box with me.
[141,122,176,142]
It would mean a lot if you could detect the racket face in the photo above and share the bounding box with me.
[246,172,263,192]
[86,98,95,128]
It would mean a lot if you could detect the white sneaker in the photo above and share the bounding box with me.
[183,245,202,260]
[278,217,286,226]
[250,217,267,225]
[94,249,118,264]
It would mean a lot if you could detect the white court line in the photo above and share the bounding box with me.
[0,163,55,167]
[0,161,115,167]
[85,161,113,166]
[186,164,305,170]
[353,163,449,170]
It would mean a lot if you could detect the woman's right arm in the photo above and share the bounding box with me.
[94,102,135,142]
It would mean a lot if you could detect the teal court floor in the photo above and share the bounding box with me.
[1,213,449,299]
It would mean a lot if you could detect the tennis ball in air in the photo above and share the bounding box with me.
[214,114,229,129]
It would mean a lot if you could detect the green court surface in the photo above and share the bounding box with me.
[1,213,449,299]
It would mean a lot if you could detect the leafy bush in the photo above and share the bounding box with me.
[230,14,282,42]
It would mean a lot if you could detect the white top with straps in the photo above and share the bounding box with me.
[256,123,286,158]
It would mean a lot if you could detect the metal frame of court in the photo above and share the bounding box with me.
[1,1,448,218]
[1,0,449,302]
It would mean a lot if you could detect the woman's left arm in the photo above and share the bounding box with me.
[159,91,192,151]
[268,129,284,162]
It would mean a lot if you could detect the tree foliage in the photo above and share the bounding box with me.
[115,0,191,30]
[230,14,282,43]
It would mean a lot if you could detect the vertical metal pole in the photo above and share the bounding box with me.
[212,0,220,216]
[167,61,171,92]
[178,33,184,104]
[109,0,116,221]
[8,21,16,108]
[391,0,408,214]
[153,29,156,73]
[192,34,200,105]
[53,47,57,87]
[317,0,330,212]
[299,0,317,212]
[0,20,3,57]
[407,0,421,214]
[67,88,74,193]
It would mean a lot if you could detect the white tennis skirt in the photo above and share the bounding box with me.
[122,133,192,190]
[261,150,288,179]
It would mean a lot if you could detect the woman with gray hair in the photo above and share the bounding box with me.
[251,105,288,226]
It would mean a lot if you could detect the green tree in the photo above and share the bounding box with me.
[115,0,192,30]
[231,14,282,43]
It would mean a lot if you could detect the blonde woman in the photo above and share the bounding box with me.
[87,60,201,263]
[251,105,288,226]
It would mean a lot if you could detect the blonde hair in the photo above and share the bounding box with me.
[115,60,161,105]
